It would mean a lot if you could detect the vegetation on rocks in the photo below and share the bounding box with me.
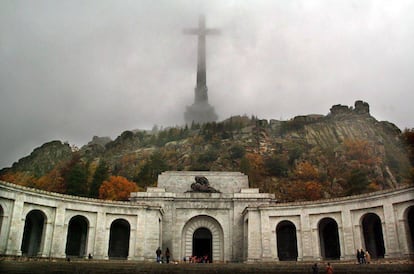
[1,101,412,202]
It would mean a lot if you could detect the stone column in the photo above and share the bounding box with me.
[6,195,24,256]
[397,217,410,255]
[260,211,272,261]
[246,209,262,262]
[50,205,66,258]
[128,222,137,260]
[341,209,355,260]
[0,201,11,254]
[383,203,400,258]
[300,213,314,261]
[353,223,363,251]
[87,215,97,259]
[93,211,107,259]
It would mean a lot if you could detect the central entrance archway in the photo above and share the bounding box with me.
[182,215,224,262]
[193,227,212,262]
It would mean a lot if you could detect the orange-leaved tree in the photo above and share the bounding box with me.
[99,176,139,201]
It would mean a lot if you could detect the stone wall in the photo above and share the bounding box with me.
[0,174,413,263]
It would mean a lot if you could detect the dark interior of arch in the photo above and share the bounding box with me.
[193,227,212,262]
[409,207,414,251]
[108,219,130,259]
[363,213,385,258]
[21,210,44,256]
[276,221,298,261]
[0,206,3,236]
[319,218,341,259]
[65,215,88,257]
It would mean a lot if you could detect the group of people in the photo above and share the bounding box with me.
[155,247,170,263]
[188,254,210,263]
[357,248,371,264]
[312,262,333,274]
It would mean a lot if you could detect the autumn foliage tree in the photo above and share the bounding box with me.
[99,176,139,201]
[0,171,36,187]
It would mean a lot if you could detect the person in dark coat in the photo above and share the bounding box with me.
[165,248,170,263]
[156,247,162,263]
[312,263,319,274]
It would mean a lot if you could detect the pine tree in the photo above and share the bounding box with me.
[89,160,109,198]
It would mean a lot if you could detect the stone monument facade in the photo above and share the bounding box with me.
[184,15,219,124]
[0,172,413,262]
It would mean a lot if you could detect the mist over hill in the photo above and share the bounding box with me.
[1,101,412,202]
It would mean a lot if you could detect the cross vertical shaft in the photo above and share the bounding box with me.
[183,15,219,124]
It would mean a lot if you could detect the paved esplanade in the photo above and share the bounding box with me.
[184,15,219,124]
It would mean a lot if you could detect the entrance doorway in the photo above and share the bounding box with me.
[65,215,88,257]
[21,210,45,256]
[276,220,298,261]
[362,213,385,258]
[319,218,341,259]
[108,219,130,259]
[193,227,212,262]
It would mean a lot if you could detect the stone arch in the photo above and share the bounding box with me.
[318,217,340,260]
[21,209,47,256]
[182,215,224,262]
[108,218,130,259]
[361,213,385,258]
[65,215,89,258]
[406,206,414,253]
[276,220,298,261]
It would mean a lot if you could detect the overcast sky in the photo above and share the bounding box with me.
[1,0,413,169]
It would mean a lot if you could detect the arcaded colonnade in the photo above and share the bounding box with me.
[0,172,413,262]
[242,187,414,262]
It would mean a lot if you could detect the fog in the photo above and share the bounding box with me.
[1,0,413,168]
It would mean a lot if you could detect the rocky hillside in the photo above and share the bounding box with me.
[1,101,412,201]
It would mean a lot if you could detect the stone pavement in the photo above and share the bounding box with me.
[0,259,413,274]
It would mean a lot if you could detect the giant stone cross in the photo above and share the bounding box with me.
[184,15,219,124]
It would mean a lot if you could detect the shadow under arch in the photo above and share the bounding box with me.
[21,209,47,257]
[65,215,89,258]
[182,215,224,262]
[406,206,414,253]
[318,217,340,260]
[108,218,130,259]
[276,220,298,261]
[0,204,4,237]
[361,212,385,258]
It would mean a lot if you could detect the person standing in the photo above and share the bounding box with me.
[360,249,366,264]
[365,250,371,264]
[326,262,333,274]
[156,247,162,263]
[312,263,319,274]
[165,248,170,263]
[357,249,361,264]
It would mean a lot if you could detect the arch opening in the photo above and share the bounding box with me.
[362,213,385,258]
[108,219,130,259]
[21,210,46,256]
[0,205,4,237]
[319,218,340,260]
[193,227,212,262]
[182,215,223,262]
[276,220,298,261]
[65,215,88,257]
[408,206,414,252]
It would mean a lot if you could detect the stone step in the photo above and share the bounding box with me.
[0,261,413,274]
